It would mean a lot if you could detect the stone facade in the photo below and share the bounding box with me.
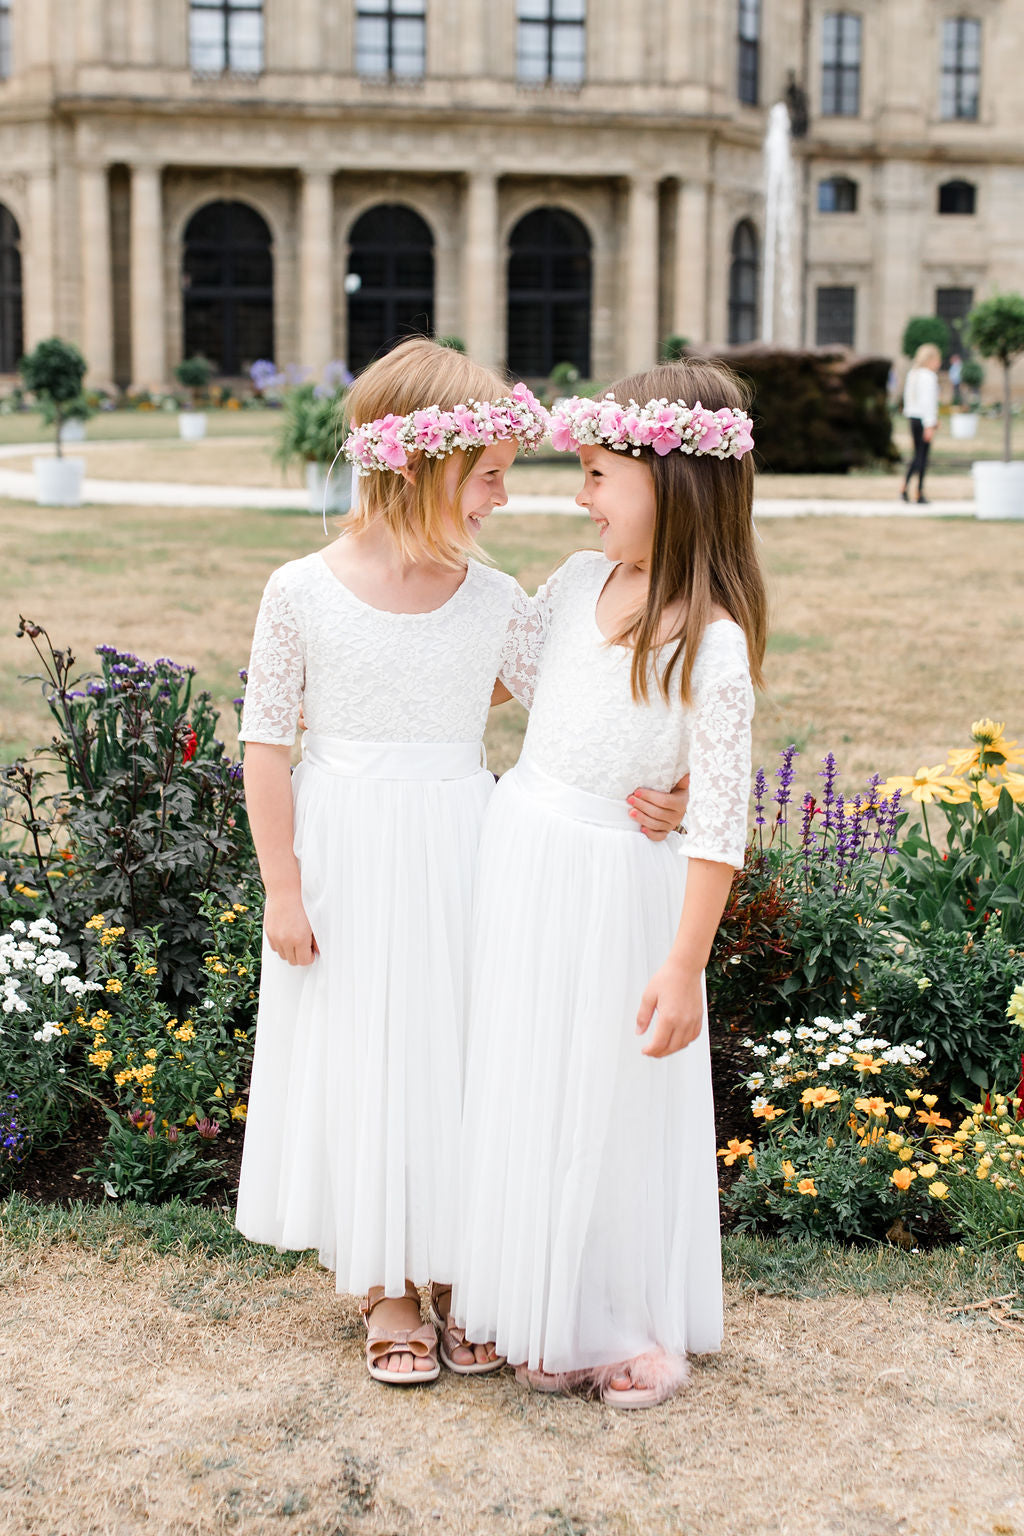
[0,0,1021,388]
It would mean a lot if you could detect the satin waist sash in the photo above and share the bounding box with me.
[302,732,485,781]
[509,755,637,831]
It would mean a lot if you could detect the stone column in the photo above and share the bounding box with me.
[129,164,166,388]
[463,170,499,367]
[24,171,57,348]
[674,180,709,345]
[624,175,660,373]
[299,169,334,377]
[79,165,114,384]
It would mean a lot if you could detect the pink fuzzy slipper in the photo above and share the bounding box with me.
[590,1349,688,1410]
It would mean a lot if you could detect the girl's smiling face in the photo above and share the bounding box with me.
[443,438,517,536]
[575,445,657,568]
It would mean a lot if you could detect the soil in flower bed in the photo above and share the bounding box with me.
[5,1107,245,1209]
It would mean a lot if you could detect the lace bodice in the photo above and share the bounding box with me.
[511,551,754,868]
[239,552,540,746]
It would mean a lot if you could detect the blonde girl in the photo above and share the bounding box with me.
[455,358,767,1408]
[235,338,684,1385]
[902,341,941,504]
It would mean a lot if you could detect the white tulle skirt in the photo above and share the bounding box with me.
[454,757,723,1373]
[235,733,493,1297]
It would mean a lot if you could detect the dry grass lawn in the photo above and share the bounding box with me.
[0,436,305,490]
[1,500,1021,788]
[1,1242,1022,1536]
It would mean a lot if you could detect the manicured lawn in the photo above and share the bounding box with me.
[1,501,1021,790]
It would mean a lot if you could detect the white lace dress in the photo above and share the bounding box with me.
[454,550,754,1374]
[234,550,540,1296]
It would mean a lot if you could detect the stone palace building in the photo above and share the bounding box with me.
[0,0,1021,388]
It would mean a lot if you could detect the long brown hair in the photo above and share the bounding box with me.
[343,337,510,569]
[604,358,768,705]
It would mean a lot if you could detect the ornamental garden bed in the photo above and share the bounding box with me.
[2,612,1022,1263]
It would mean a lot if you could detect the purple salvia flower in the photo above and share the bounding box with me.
[753,766,767,827]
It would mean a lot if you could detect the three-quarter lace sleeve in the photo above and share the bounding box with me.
[238,571,306,746]
[681,648,754,870]
[497,560,572,710]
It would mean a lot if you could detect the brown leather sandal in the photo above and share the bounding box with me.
[428,1284,506,1376]
[361,1280,440,1385]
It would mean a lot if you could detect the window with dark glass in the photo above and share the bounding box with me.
[0,203,23,372]
[940,17,980,120]
[938,179,976,215]
[817,175,858,213]
[0,0,11,80]
[737,0,760,105]
[815,285,856,346]
[356,0,427,79]
[936,286,974,360]
[821,12,861,116]
[182,200,274,373]
[347,204,434,372]
[517,0,586,86]
[507,207,591,376]
[189,0,264,75]
[727,221,759,345]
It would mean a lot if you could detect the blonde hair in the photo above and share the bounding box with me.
[342,337,510,569]
[912,343,942,369]
[604,358,768,707]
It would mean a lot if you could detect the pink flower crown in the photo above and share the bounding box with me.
[343,382,550,476]
[549,393,755,461]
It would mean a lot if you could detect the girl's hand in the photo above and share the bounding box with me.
[635,960,703,1057]
[924,426,936,442]
[627,773,690,841]
[264,892,319,967]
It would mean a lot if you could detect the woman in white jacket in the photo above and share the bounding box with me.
[902,343,941,504]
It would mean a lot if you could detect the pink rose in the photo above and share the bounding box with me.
[550,418,577,453]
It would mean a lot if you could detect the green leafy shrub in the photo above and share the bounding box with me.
[174,354,214,407]
[901,315,951,359]
[18,336,88,459]
[710,345,894,473]
[882,719,1024,943]
[660,334,690,361]
[0,622,256,1003]
[707,747,901,1034]
[966,291,1024,460]
[273,381,347,469]
[867,927,1024,1100]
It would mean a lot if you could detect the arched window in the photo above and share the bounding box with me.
[0,203,23,373]
[506,207,591,377]
[728,220,759,345]
[938,179,976,215]
[182,200,273,374]
[346,204,434,373]
[817,175,858,213]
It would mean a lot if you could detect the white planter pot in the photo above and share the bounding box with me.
[34,456,86,507]
[58,418,87,444]
[973,459,1024,520]
[306,460,353,516]
[950,412,978,440]
[178,410,208,441]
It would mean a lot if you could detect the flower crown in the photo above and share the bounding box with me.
[343,382,549,476]
[549,393,755,461]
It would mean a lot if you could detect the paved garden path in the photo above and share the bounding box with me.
[0,439,976,517]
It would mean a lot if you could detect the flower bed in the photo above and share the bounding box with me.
[2,618,1023,1261]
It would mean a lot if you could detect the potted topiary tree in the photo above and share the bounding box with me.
[273,379,352,515]
[966,292,1024,519]
[19,336,88,506]
[950,358,984,439]
[174,355,214,440]
[901,315,951,362]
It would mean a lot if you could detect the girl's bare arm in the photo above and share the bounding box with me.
[634,858,734,1056]
[243,743,318,967]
